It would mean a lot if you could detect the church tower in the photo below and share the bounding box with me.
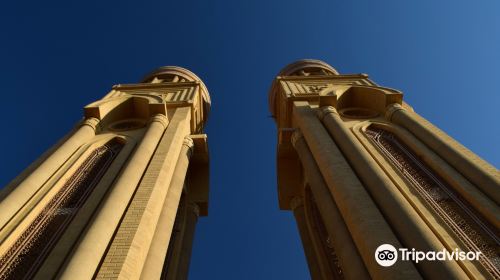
[269,60,499,279]
[0,66,210,280]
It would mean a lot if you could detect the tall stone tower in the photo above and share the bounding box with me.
[0,66,210,280]
[269,60,499,279]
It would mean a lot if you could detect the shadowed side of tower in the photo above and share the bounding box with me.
[269,59,500,280]
[0,66,210,280]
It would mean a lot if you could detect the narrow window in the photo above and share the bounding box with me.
[365,126,499,278]
[0,138,124,279]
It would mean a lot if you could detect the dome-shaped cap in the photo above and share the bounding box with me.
[268,59,338,116]
[142,66,211,107]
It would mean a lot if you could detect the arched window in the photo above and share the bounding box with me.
[0,138,124,279]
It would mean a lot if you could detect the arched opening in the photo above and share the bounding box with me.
[364,125,500,278]
[0,138,125,279]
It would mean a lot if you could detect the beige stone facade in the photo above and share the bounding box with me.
[0,66,210,280]
[1,59,498,280]
[269,60,500,280]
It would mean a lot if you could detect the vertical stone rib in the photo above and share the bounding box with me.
[292,101,421,279]
[292,132,369,279]
[95,107,191,279]
[386,104,500,204]
[162,196,188,280]
[34,137,136,280]
[140,137,194,280]
[59,114,168,280]
[172,201,199,280]
[318,106,467,279]
[0,139,123,280]
[303,187,341,280]
[0,118,99,233]
[367,124,500,231]
[0,123,78,202]
[290,197,324,280]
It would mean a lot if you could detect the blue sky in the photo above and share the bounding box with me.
[0,1,499,279]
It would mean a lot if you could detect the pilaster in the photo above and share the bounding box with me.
[140,137,194,280]
[291,130,369,279]
[59,114,168,280]
[95,108,191,280]
[0,117,99,236]
[386,104,500,204]
[290,196,324,280]
[292,101,420,279]
[318,106,466,279]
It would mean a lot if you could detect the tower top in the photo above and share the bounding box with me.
[269,59,339,116]
[142,66,211,106]
[84,66,211,134]
[276,59,339,76]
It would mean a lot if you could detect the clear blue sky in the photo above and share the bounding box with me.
[0,1,499,279]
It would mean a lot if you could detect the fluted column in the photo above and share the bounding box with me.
[292,101,420,279]
[291,131,369,280]
[386,103,500,204]
[0,118,99,233]
[172,201,199,280]
[318,106,467,279]
[290,196,323,280]
[59,114,169,280]
[140,137,194,280]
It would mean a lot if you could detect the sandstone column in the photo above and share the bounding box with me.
[318,106,467,279]
[163,197,188,280]
[140,137,194,280]
[293,101,421,279]
[1,65,211,280]
[386,104,500,203]
[291,131,369,279]
[290,196,323,280]
[172,201,200,280]
[0,118,99,232]
[59,114,168,279]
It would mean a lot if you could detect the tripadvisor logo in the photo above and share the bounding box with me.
[375,244,398,267]
[374,244,482,267]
